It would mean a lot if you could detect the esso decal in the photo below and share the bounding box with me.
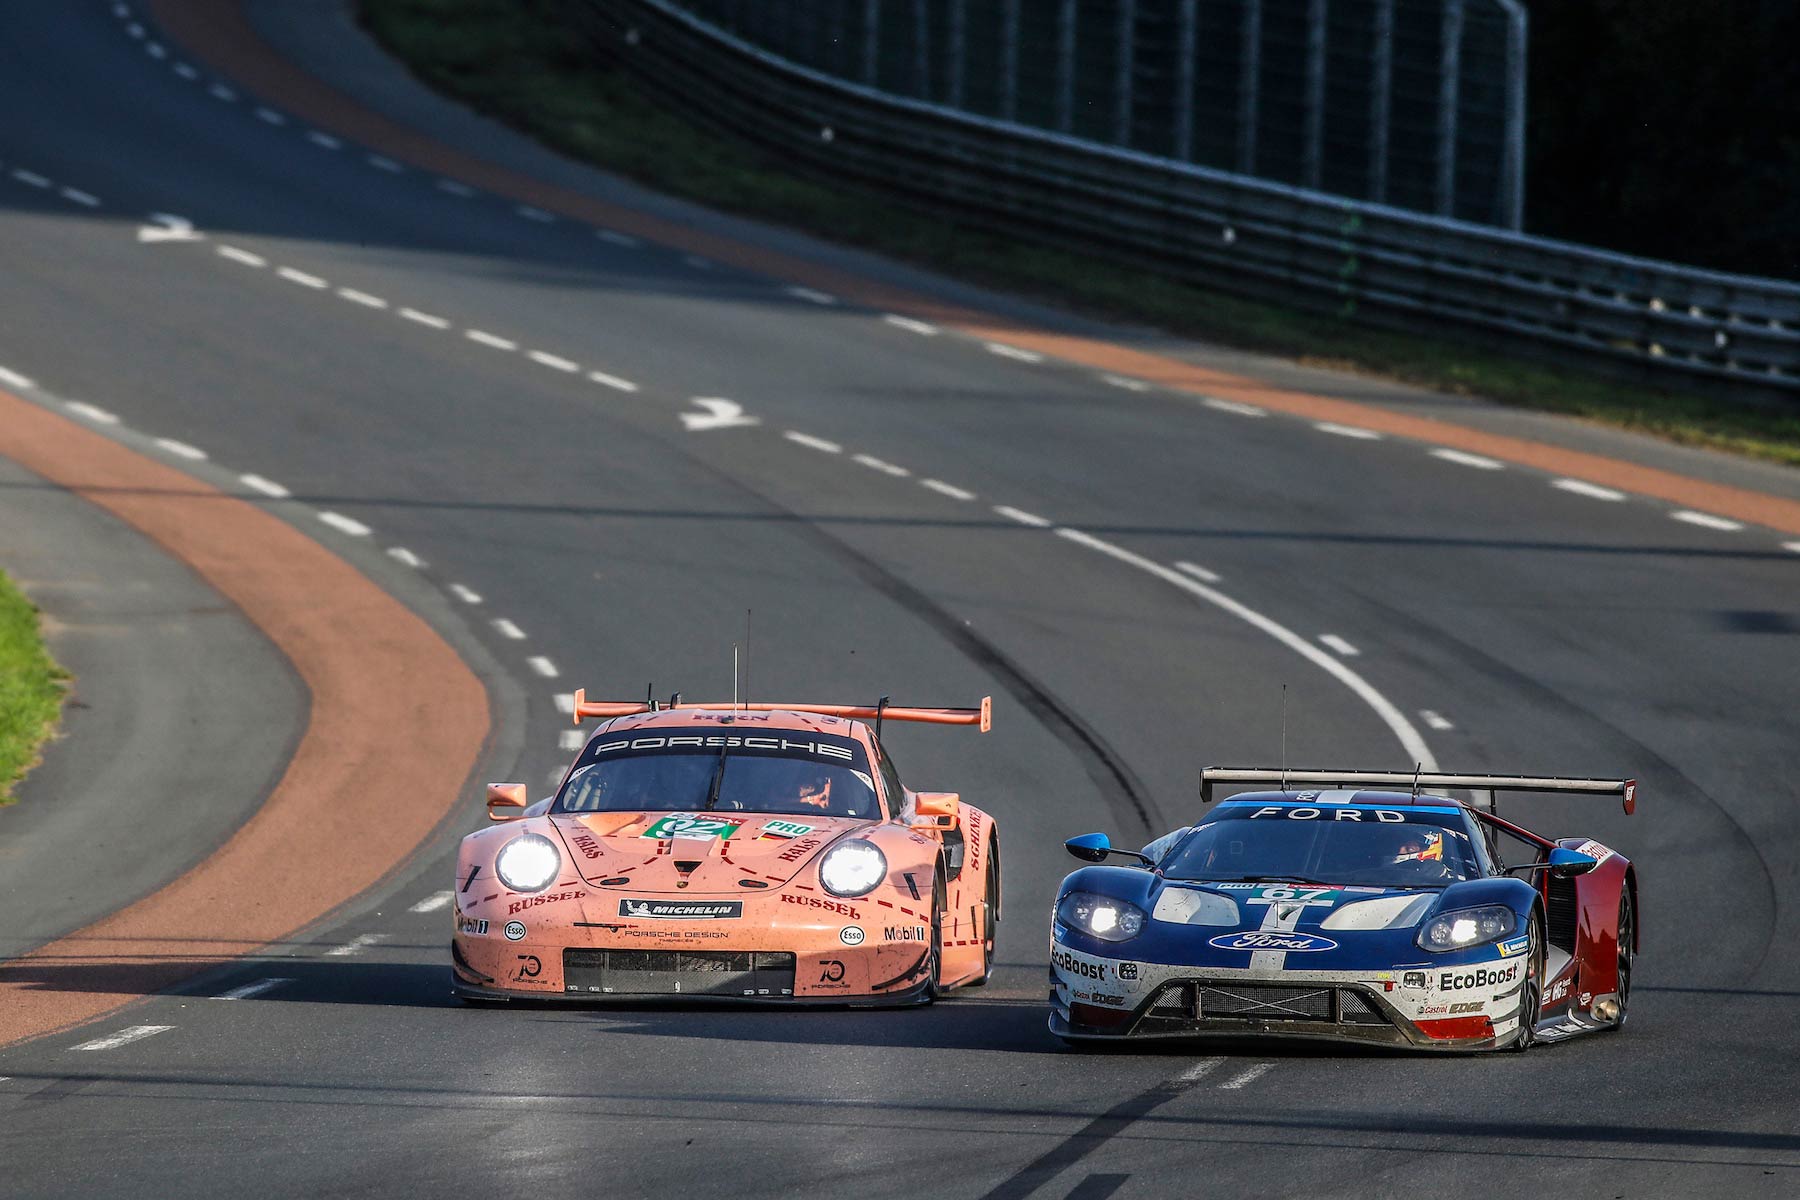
[839,926,866,946]
[503,921,527,941]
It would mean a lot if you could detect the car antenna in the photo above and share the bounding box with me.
[742,608,751,710]
[1279,683,1289,791]
[670,691,681,708]
[646,681,658,712]
[1411,761,1423,801]
[732,644,739,710]
[875,694,890,740]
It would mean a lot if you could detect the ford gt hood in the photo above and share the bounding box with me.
[548,811,864,893]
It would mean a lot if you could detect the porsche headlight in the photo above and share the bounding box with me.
[495,833,561,893]
[1056,891,1146,943]
[819,840,887,898]
[1417,904,1516,952]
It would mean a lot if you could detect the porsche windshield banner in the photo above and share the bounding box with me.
[579,728,868,770]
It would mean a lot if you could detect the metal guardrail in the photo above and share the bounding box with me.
[571,0,1800,393]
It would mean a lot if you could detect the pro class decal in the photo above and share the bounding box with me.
[640,814,747,841]
[619,899,743,920]
[1208,931,1339,953]
[758,819,814,840]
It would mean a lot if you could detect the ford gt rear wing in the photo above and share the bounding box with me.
[1199,768,1637,816]
[570,689,992,733]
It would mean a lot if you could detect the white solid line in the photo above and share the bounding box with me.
[60,187,100,208]
[449,583,483,604]
[318,512,371,537]
[785,431,843,454]
[995,505,1052,528]
[1783,542,1800,555]
[1671,510,1743,532]
[852,454,910,477]
[11,169,50,188]
[218,245,267,268]
[466,330,518,351]
[209,84,237,102]
[324,933,386,957]
[338,288,388,309]
[554,693,576,715]
[1319,634,1361,657]
[277,267,328,289]
[307,131,342,150]
[0,366,34,390]
[985,342,1044,363]
[146,42,166,58]
[588,371,639,392]
[1054,527,1437,769]
[436,179,475,197]
[684,255,711,270]
[1315,422,1382,440]
[785,286,836,305]
[492,618,527,640]
[1430,448,1504,470]
[387,547,426,568]
[72,1025,174,1052]
[153,438,207,461]
[256,107,287,126]
[517,205,555,223]
[173,63,199,80]
[64,402,120,425]
[1420,710,1456,731]
[1174,561,1221,584]
[367,155,403,173]
[1218,1062,1275,1090]
[400,308,450,330]
[559,729,586,752]
[597,229,640,248]
[240,474,289,498]
[1177,1057,1225,1083]
[1100,374,1150,392]
[529,351,580,373]
[215,978,293,1001]
[921,479,976,501]
[409,891,455,914]
[1553,478,1626,502]
[883,314,939,336]
[528,656,560,678]
[1202,397,1267,418]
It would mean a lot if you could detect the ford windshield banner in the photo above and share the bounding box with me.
[1208,931,1339,953]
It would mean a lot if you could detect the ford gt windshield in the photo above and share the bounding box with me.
[1161,804,1481,887]
[554,727,879,819]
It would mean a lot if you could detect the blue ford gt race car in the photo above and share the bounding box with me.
[1050,769,1638,1052]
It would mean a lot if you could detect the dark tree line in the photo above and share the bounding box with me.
[1526,0,1800,279]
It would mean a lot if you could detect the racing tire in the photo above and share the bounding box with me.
[964,836,1001,988]
[925,869,946,1001]
[1606,889,1634,1031]
[1509,913,1544,1052]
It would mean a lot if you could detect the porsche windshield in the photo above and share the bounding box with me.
[553,727,879,820]
[1160,803,1481,887]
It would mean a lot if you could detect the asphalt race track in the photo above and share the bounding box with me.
[1,2,1798,1196]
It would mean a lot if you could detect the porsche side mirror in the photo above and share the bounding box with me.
[1548,847,1599,877]
[910,791,960,829]
[1065,832,1112,862]
[487,783,529,822]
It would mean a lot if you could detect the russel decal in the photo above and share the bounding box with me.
[641,813,747,841]
[508,888,586,916]
[1207,931,1339,953]
[619,898,743,919]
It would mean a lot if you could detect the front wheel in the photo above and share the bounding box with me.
[1606,889,1634,1031]
[1509,913,1544,1052]
[964,837,1001,988]
[924,871,946,1001]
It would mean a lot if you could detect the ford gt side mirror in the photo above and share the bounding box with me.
[1548,847,1599,877]
[487,783,529,822]
[1066,833,1112,862]
[910,791,960,829]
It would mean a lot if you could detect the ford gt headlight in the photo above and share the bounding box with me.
[1417,904,1517,952]
[819,840,887,898]
[495,833,561,893]
[1057,891,1146,943]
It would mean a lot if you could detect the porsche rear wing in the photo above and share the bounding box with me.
[1199,768,1637,816]
[570,689,992,733]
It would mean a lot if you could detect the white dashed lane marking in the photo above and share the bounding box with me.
[153,438,206,461]
[554,693,576,715]
[922,479,976,501]
[1177,1057,1225,1083]
[214,978,292,1001]
[72,1025,173,1052]
[256,108,287,126]
[598,230,640,248]
[239,474,290,498]
[173,63,199,80]
[882,314,938,336]
[516,206,555,223]
[785,286,836,305]
[306,131,342,150]
[1101,374,1150,392]
[1430,448,1504,470]
[528,656,560,678]
[528,351,580,373]
[436,179,475,197]
[1202,397,1267,417]
[59,187,100,208]
[338,288,388,309]
[466,330,518,351]
[209,84,237,103]
[318,512,371,537]
[367,155,403,173]
[324,933,386,958]
[492,618,526,640]
[409,891,455,914]
[1315,422,1382,440]
[1784,542,1800,555]
[0,366,35,390]
[994,505,1052,528]
[560,729,586,752]
[785,432,843,454]
[588,371,639,392]
[985,342,1043,363]
[1671,510,1743,532]
[65,402,120,424]
[1553,478,1626,502]
[277,267,328,290]
[218,245,267,268]
[852,454,910,477]
[11,169,50,188]
[387,547,426,568]
[1319,634,1361,657]
[146,42,165,59]
[400,308,450,330]
[1217,1062,1275,1090]
[449,584,483,604]
[1420,710,1456,731]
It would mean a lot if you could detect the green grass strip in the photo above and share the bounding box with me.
[0,568,68,804]
[358,0,1800,467]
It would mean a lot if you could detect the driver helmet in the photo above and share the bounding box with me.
[1390,828,1444,865]
[794,769,834,810]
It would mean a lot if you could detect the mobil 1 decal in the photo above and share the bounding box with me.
[640,813,746,841]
